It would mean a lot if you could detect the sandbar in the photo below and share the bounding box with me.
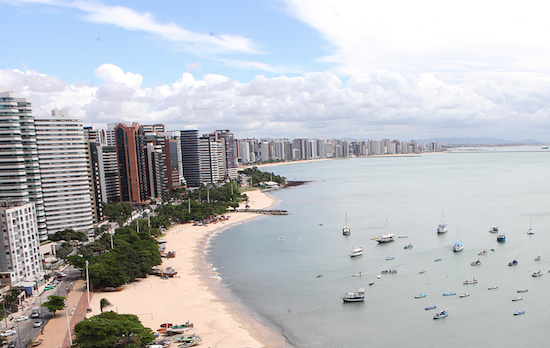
[87,190,287,347]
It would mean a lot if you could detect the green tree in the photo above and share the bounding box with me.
[73,311,154,348]
[42,295,66,315]
[99,298,112,313]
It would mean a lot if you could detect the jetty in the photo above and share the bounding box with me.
[232,208,288,215]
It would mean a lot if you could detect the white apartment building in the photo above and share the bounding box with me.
[0,201,43,284]
[199,137,223,184]
[35,110,94,235]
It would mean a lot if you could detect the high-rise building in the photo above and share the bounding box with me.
[0,201,43,284]
[180,130,201,188]
[35,110,94,235]
[146,143,167,202]
[199,136,223,184]
[213,130,238,180]
[115,123,150,204]
[97,144,120,203]
[86,141,104,224]
[0,88,47,240]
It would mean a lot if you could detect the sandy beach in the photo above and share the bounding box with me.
[88,190,286,348]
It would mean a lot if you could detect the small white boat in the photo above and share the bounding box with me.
[471,259,481,266]
[488,227,499,233]
[453,241,464,252]
[376,233,395,243]
[386,256,395,261]
[512,296,523,301]
[415,293,426,298]
[488,286,498,290]
[342,288,365,302]
[352,272,363,277]
[342,213,351,235]
[532,269,543,277]
[463,278,477,285]
[369,281,375,286]
[419,269,425,274]
[349,246,363,257]
[459,293,470,298]
[433,308,449,319]
[517,289,528,293]
[404,243,413,249]
[437,210,448,234]
[527,217,534,235]
[535,255,541,261]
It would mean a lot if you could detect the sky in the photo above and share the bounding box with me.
[1,0,550,142]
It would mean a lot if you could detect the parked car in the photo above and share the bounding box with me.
[44,285,55,290]
[33,320,42,328]
[0,330,16,337]
[15,315,28,322]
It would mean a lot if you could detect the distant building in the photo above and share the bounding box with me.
[97,144,120,203]
[180,130,201,187]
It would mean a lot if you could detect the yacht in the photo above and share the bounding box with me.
[453,241,464,252]
[532,269,543,277]
[342,288,365,302]
[463,278,477,285]
[349,247,364,257]
[342,213,351,235]
[437,222,448,234]
[376,234,395,243]
[497,233,506,242]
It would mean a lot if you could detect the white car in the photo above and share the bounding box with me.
[0,329,16,337]
[33,320,42,328]
[14,315,28,322]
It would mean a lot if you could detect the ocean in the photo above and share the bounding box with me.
[209,146,550,348]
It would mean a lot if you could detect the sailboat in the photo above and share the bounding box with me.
[527,217,534,235]
[508,254,520,266]
[453,227,463,252]
[437,210,448,234]
[342,213,351,235]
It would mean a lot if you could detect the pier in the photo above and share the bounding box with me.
[232,208,288,215]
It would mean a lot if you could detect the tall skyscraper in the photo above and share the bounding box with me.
[97,144,120,203]
[35,110,94,235]
[180,130,201,187]
[0,88,47,240]
[213,130,238,180]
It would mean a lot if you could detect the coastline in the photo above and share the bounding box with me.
[88,190,287,348]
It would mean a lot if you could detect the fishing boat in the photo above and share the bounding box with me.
[342,288,365,302]
[459,293,470,298]
[419,269,425,274]
[369,281,375,285]
[508,254,520,266]
[463,278,477,285]
[386,256,395,261]
[442,292,456,296]
[434,258,442,262]
[535,255,541,261]
[349,246,363,257]
[488,227,499,233]
[497,233,506,242]
[376,233,395,243]
[433,308,449,319]
[404,243,413,249]
[512,296,523,301]
[352,272,363,277]
[517,289,528,293]
[174,334,202,347]
[415,294,426,298]
[478,245,490,255]
[163,266,178,277]
[342,213,351,235]
[513,310,525,316]
[425,305,437,310]
[532,269,543,277]
[488,286,498,290]
[471,259,481,266]
[317,274,324,278]
[437,210,448,234]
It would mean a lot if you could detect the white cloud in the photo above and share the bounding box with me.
[2,65,550,142]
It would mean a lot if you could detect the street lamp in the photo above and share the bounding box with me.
[85,260,90,312]
[64,299,72,346]
[15,319,22,348]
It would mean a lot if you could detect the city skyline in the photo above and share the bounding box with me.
[2,1,550,142]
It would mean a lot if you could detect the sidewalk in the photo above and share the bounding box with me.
[38,279,90,348]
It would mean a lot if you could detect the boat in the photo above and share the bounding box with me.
[542,147,549,149]
[513,310,525,316]
[508,254,520,266]
[342,213,351,235]
[532,269,543,277]
[478,245,490,255]
[386,256,395,261]
[512,296,523,301]
[535,255,541,261]
[471,259,481,266]
[415,294,426,298]
[425,305,437,310]
[433,308,449,319]
[419,269,425,274]
[488,227,499,233]
[497,233,505,242]
[442,292,456,296]
[459,293,470,298]
[175,334,202,347]
[527,217,534,235]
[517,289,528,293]
[317,274,324,278]
[342,288,365,302]
[434,258,442,262]
[30,339,43,347]
[170,321,194,329]
[463,278,477,284]
[349,246,363,257]
[453,241,464,252]
[398,235,408,238]
[488,286,498,290]
[404,243,413,249]
[352,272,363,277]
[437,210,448,234]
[162,266,178,277]
[376,233,395,243]
[381,268,398,274]
[369,281,375,285]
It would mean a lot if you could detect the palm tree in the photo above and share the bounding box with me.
[99,298,112,313]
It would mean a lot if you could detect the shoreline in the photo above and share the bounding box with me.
[88,190,287,348]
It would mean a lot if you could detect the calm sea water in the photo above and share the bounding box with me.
[209,147,550,348]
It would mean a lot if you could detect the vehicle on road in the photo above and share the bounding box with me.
[33,320,42,328]
[15,315,28,322]
[1,330,16,337]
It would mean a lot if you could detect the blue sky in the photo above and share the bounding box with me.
[2,0,550,142]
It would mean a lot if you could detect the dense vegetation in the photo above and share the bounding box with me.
[103,202,135,226]
[73,311,154,348]
[49,229,87,242]
[239,166,286,186]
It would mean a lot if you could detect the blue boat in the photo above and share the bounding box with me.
[433,308,449,319]
[415,294,426,298]
[317,274,324,278]
[434,258,442,262]
[386,256,395,261]
[443,292,456,296]
[425,305,436,310]
[514,310,525,316]
[453,241,464,252]
[497,233,506,242]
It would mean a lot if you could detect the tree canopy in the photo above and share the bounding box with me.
[73,311,154,348]
[42,295,66,315]
[239,167,286,186]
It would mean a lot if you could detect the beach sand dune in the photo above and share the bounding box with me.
[88,190,286,348]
